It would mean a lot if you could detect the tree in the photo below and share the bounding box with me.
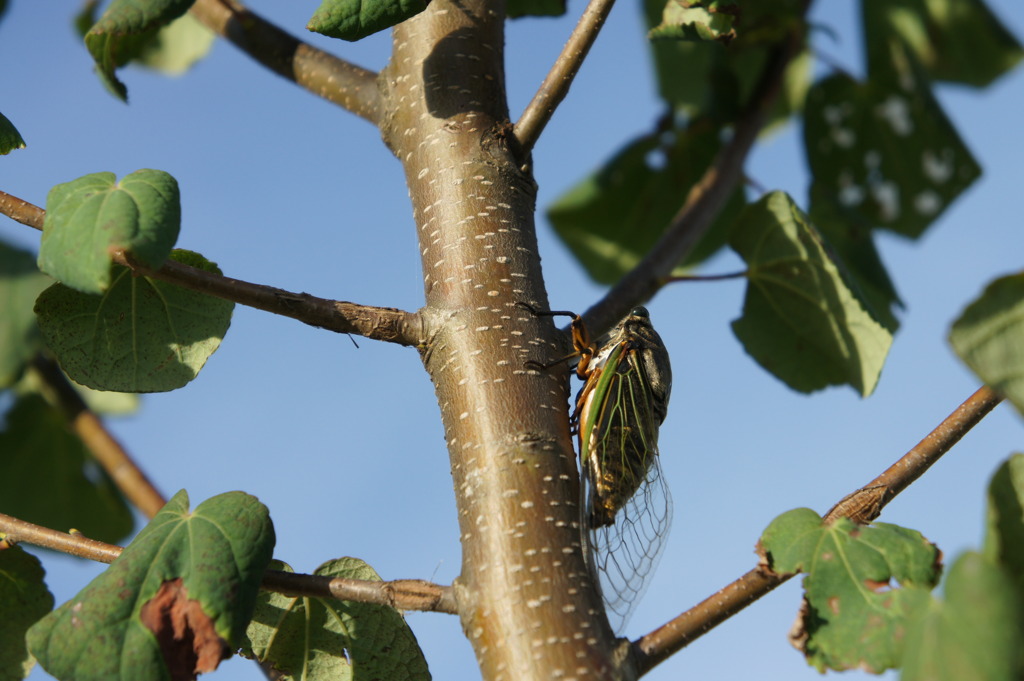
[1,1,1023,680]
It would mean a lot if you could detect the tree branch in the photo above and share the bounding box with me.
[0,190,423,346]
[189,0,382,125]
[0,512,458,614]
[30,354,168,519]
[631,385,1004,675]
[581,9,808,335]
[514,0,617,154]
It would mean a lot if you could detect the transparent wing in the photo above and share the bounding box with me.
[586,453,672,634]
[578,343,673,634]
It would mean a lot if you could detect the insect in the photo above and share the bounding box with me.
[524,304,673,633]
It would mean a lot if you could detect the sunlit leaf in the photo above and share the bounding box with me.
[28,490,275,681]
[949,272,1024,417]
[0,394,133,544]
[862,0,1023,88]
[0,546,55,680]
[729,192,893,396]
[761,508,941,673]
[308,0,429,41]
[648,1,738,43]
[135,12,215,75]
[243,558,431,681]
[804,41,981,239]
[35,249,234,393]
[38,169,180,295]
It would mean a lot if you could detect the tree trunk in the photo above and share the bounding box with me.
[379,1,628,678]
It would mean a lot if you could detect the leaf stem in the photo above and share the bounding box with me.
[513,0,617,154]
[0,512,458,614]
[30,354,168,519]
[662,270,748,283]
[631,385,1004,675]
[0,190,423,346]
[189,0,382,125]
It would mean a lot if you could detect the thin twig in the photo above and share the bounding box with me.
[190,0,382,125]
[513,0,617,153]
[30,354,168,519]
[662,270,748,283]
[0,190,423,346]
[631,385,1004,675]
[581,8,808,336]
[0,513,458,614]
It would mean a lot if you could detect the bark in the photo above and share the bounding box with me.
[379,1,628,678]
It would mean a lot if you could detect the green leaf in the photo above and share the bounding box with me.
[38,169,181,295]
[761,509,941,673]
[804,43,981,240]
[808,186,902,332]
[0,111,26,155]
[28,490,275,681]
[507,0,565,18]
[244,558,431,681]
[307,0,429,41]
[84,0,198,100]
[0,394,134,544]
[548,122,745,284]
[902,552,1024,681]
[984,454,1024,595]
[35,249,234,393]
[0,241,51,388]
[862,0,1023,88]
[0,546,55,680]
[648,1,738,42]
[949,273,1024,417]
[729,192,893,396]
[135,12,215,75]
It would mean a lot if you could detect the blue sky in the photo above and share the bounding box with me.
[3,2,1023,680]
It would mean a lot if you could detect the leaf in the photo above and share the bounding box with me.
[307,0,429,41]
[0,394,134,544]
[28,490,276,681]
[902,552,1024,681]
[134,12,215,75]
[862,0,1023,88]
[38,169,181,295]
[548,121,745,284]
[729,191,893,396]
[804,42,981,240]
[84,0,198,100]
[760,509,941,673]
[949,273,1024,417]
[984,454,1024,595]
[35,249,234,393]
[0,241,51,388]
[244,558,431,681]
[0,546,55,680]
[0,111,25,155]
[507,0,565,18]
[648,1,738,43]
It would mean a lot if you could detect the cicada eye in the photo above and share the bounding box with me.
[631,306,650,318]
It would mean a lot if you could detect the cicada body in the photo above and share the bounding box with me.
[568,306,673,633]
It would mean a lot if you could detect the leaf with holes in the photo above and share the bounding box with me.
[38,169,180,295]
[0,545,55,680]
[760,508,941,673]
[35,249,233,393]
[243,558,430,681]
[548,122,744,284]
[83,0,197,100]
[27,490,275,681]
[950,273,1024,417]
[804,40,980,239]
[0,394,134,543]
[729,191,893,396]
[0,241,51,388]
[308,0,429,41]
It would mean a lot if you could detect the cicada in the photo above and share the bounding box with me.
[527,304,673,633]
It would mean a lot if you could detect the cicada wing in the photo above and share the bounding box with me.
[586,454,672,634]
